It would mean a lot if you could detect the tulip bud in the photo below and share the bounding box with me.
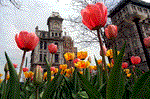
[50,67,55,72]
[122,62,128,69]
[100,46,107,56]
[23,67,29,72]
[4,63,9,72]
[105,25,118,40]
[33,65,43,86]
[73,58,81,63]
[13,63,18,68]
[144,36,150,48]
[48,43,57,54]
[131,56,141,65]
[87,56,91,63]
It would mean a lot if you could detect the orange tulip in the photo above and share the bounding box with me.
[131,56,141,65]
[77,51,87,60]
[105,25,118,39]
[144,36,150,48]
[15,31,39,51]
[81,2,107,30]
[48,43,57,54]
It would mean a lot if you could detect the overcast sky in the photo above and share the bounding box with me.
[0,0,150,79]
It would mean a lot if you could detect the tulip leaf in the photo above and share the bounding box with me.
[4,52,20,99]
[131,70,150,98]
[42,70,63,99]
[94,56,103,89]
[85,68,90,82]
[44,57,51,83]
[77,71,102,98]
[106,41,126,99]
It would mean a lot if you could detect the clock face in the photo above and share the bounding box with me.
[53,21,60,29]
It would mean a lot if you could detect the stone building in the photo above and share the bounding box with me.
[106,0,150,71]
[30,12,77,71]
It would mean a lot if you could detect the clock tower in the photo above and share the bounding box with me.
[47,12,63,38]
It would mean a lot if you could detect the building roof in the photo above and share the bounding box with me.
[47,12,63,25]
[108,0,150,17]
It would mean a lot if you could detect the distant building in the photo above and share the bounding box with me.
[30,12,77,72]
[106,0,150,71]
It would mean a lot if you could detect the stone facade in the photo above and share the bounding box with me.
[107,0,150,71]
[30,12,77,72]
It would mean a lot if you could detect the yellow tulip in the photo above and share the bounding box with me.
[54,68,58,73]
[59,64,67,70]
[97,59,102,65]
[89,66,94,70]
[51,76,54,81]
[65,73,70,78]
[106,49,113,58]
[77,61,90,69]
[24,72,29,78]
[93,66,97,70]
[6,74,10,80]
[64,52,75,61]
[0,79,3,83]
[28,71,34,78]
[43,72,47,79]
[124,69,130,74]
[77,51,88,60]
[127,73,132,77]
[0,73,3,77]
[107,63,114,68]
[79,71,83,75]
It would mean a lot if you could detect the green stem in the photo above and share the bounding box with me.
[36,86,39,99]
[97,29,108,83]
[18,51,27,81]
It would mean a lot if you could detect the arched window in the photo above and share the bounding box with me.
[44,42,47,49]
[52,32,54,37]
[40,41,43,49]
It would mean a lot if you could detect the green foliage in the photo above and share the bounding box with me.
[106,41,126,99]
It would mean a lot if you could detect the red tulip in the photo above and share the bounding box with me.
[122,62,128,69]
[144,36,150,48]
[13,63,18,68]
[48,43,57,54]
[111,59,114,64]
[81,2,107,30]
[73,58,81,63]
[100,46,107,56]
[15,31,39,52]
[131,56,141,65]
[23,67,29,72]
[51,67,55,72]
[105,25,118,39]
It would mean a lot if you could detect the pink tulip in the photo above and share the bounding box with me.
[122,62,128,69]
[131,56,141,65]
[51,67,55,72]
[144,36,150,48]
[48,43,57,54]
[13,63,18,68]
[100,46,107,56]
[81,2,107,30]
[23,67,29,72]
[105,25,118,39]
[73,58,81,63]
[15,31,39,52]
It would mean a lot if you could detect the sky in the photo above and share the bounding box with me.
[0,0,150,79]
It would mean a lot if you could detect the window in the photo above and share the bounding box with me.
[55,54,59,63]
[40,54,42,62]
[44,54,47,62]
[52,32,54,37]
[44,42,47,49]
[59,33,61,37]
[55,33,57,37]
[55,42,58,49]
[40,41,43,49]
[42,33,45,38]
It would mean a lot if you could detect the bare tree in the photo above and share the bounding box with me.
[0,0,21,9]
